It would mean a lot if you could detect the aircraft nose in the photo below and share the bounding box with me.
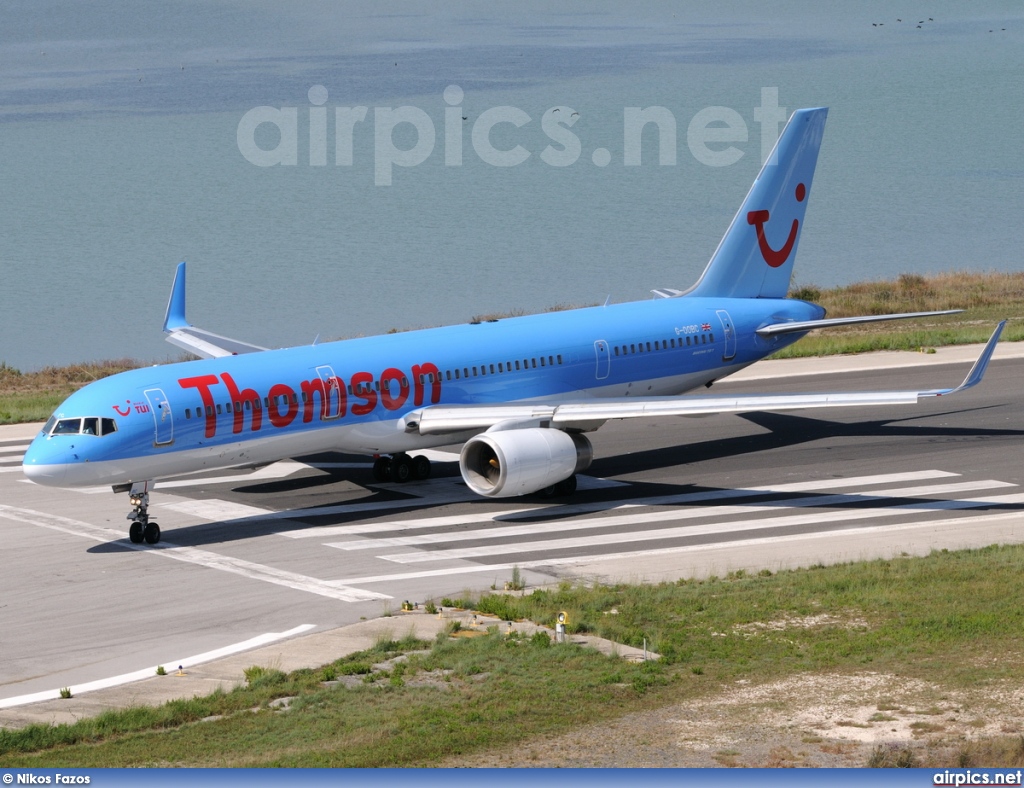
[21,437,68,486]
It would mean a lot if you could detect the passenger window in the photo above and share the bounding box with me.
[710,333,715,342]
[557,354,563,364]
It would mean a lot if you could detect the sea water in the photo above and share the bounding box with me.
[1,0,1022,371]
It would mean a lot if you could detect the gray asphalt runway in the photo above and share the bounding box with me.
[2,345,1023,711]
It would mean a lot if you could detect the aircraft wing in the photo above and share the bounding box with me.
[162,262,268,359]
[402,321,1005,436]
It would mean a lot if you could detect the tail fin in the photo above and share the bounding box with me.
[687,107,828,299]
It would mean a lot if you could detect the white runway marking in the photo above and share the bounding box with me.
[0,445,27,456]
[381,492,1024,564]
[0,505,389,602]
[283,469,961,540]
[0,624,316,709]
[164,499,275,521]
[331,510,1024,586]
[325,480,1016,552]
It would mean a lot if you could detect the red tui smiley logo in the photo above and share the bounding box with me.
[747,182,805,268]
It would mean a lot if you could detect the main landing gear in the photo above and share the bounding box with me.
[124,481,161,545]
[371,453,432,484]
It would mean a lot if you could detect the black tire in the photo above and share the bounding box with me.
[412,455,432,481]
[129,521,144,544]
[143,522,161,545]
[390,454,413,483]
[372,457,391,482]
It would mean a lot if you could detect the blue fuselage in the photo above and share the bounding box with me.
[22,296,823,487]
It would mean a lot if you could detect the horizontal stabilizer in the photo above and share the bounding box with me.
[756,309,963,337]
[162,262,268,359]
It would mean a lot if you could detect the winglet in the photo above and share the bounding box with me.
[163,261,189,332]
[922,321,1005,397]
[160,261,269,358]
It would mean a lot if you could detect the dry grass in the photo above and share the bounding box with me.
[0,359,142,395]
[790,271,1024,316]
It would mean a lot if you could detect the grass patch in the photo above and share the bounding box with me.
[7,545,1024,765]
[0,359,150,424]
[775,271,1024,358]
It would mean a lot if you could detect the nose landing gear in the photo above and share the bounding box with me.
[124,481,161,545]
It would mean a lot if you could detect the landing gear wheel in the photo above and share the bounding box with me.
[143,521,161,545]
[129,521,144,544]
[390,453,413,483]
[372,457,391,482]
[412,455,432,481]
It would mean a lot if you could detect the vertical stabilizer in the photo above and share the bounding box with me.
[687,107,827,299]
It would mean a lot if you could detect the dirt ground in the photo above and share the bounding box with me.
[442,670,1024,767]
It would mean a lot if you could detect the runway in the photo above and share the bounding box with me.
[2,346,1023,708]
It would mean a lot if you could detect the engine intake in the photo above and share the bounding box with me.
[460,428,593,498]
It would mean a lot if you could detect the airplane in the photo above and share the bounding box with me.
[22,107,1005,545]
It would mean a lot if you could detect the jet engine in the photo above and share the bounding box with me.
[460,428,593,497]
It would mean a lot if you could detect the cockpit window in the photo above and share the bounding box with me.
[48,417,116,436]
[53,418,82,435]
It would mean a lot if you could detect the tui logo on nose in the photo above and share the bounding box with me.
[747,183,805,268]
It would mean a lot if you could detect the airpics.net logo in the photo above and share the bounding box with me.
[236,86,791,186]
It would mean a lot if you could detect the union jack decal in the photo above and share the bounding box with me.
[701,323,712,331]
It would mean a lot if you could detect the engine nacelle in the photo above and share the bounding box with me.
[460,428,593,498]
